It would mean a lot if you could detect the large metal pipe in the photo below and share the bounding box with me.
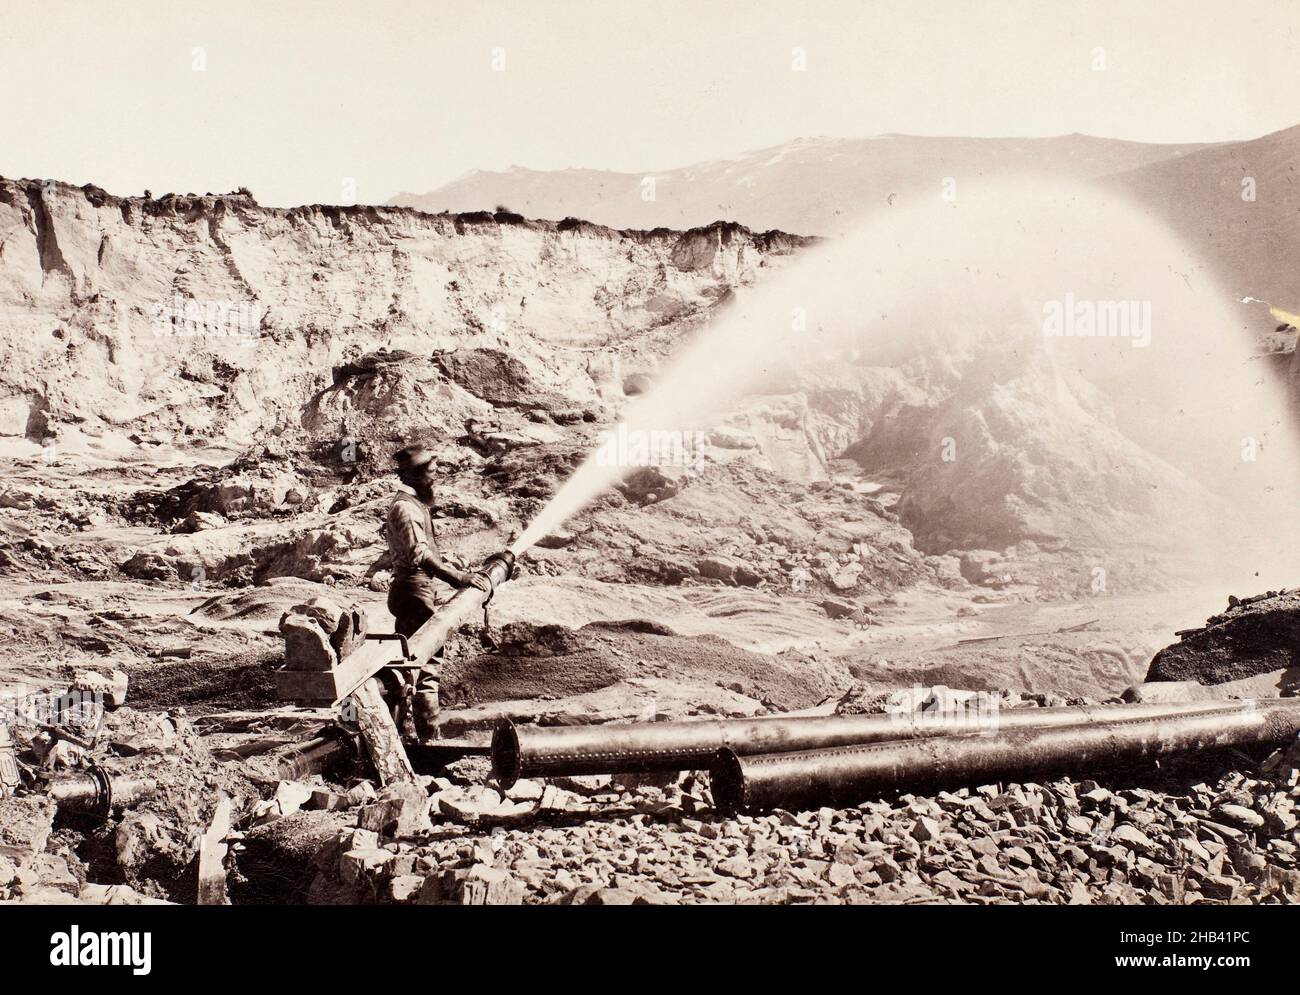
[327,551,517,705]
[491,697,1259,787]
[46,766,157,815]
[710,698,1300,813]
[406,552,515,667]
[275,729,361,781]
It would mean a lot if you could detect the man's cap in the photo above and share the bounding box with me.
[393,445,436,471]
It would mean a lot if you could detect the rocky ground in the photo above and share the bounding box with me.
[7,672,1299,906]
[289,742,1300,906]
[4,589,1299,905]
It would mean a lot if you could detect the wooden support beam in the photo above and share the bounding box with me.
[197,794,233,906]
[351,678,418,787]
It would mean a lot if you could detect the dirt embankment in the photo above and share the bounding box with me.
[1148,590,1300,684]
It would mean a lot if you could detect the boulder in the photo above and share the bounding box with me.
[278,598,367,671]
[68,668,129,710]
[0,795,56,854]
[619,465,688,504]
[119,552,175,581]
[419,863,525,905]
[1146,590,1300,684]
[175,511,227,533]
[697,556,736,583]
[356,782,434,838]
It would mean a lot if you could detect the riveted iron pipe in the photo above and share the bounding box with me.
[46,766,157,816]
[276,728,361,781]
[710,698,1300,813]
[491,698,1254,788]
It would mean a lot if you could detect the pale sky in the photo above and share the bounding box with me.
[2,0,1297,207]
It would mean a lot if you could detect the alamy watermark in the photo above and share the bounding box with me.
[50,927,151,975]
[594,424,706,474]
[0,685,106,736]
[883,685,1002,733]
[1042,292,1151,348]
[144,295,260,345]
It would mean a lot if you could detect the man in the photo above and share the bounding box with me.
[385,445,491,740]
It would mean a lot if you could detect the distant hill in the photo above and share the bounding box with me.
[1104,124,1300,304]
[391,128,1300,305]
[389,133,1212,236]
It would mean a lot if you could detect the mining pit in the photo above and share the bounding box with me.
[1,180,1298,906]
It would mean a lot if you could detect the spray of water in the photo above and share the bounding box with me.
[512,177,1300,589]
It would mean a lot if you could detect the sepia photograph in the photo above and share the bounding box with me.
[0,0,1297,965]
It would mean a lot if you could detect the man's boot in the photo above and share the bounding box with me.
[413,689,440,743]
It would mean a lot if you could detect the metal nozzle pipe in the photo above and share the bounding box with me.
[710,698,1300,813]
[406,552,515,666]
[309,551,517,708]
[491,697,1264,788]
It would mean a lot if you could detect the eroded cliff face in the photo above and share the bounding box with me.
[0,178,812,455]
[0,178,943,607]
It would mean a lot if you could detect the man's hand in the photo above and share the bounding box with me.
[460,572,493,594]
